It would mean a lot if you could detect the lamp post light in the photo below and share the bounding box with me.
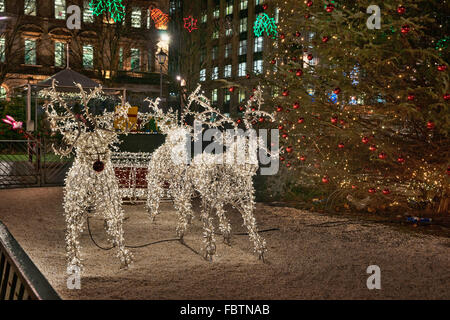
[156,49,168,102]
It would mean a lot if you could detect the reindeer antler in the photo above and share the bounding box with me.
[240,86,274,130]
[144,97,178,134]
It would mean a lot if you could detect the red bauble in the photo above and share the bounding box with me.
[262,4,268,10]
[280,156,285,162]
[278,125,284,130]
[291,57,298,62]
[280,33,285,39]
[293,102,300,109]
[351,185,357,189]
[282,89,289,96]
[258,117,265,123]
[322,36,329,43]
[334,87,341,94]
[239,106,244,111]
[306,0,313,7]
[286,146,293,153]
[295,31,301,37]
[276,106,283,112]
[246,73,250,79]
[378,152,387,160]
[368,188,377,194]
[270,59,276,64]
[326,3,335,12]
[307,54,313,60]
[397,156,405,163]
[322,176,329,183]
[300,156,306,161]
[237,118,242,124]
[286,162,291,168]
[304,13,311,19]
[331,116,338,124]
[339,120,345,125]
[282,133,288,139]
[437,65,447,71]
[93,160,105,173]
[369,145,377,152]
[444,93,450,101]
[397,5,406,14]
[382,189,391,195]
[296,69,303,77]
[229,87,235,92]
[362,137,369,144]
[427,121,435,129]
[407,94,415,101]
[401,25,410,34]
[338,142,345,149]
[297,117,305,124]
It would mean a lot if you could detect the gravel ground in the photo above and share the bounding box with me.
[0,187,449,300]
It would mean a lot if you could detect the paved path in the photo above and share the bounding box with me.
[0,187,448,299]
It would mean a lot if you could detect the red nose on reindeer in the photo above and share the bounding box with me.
[93,160,105,173]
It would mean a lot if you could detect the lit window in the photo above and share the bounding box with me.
[225,43,231,58]
[147,9,151,28]
[0,86,6,99]
[0,0,4,12]
[211,66,219,80]
[226,26,232,37]
[254,36,263,52]
[212,89,218,103]
[253,59,263,74]
[131,48,140,71]
[131,8,141,28]
[239,89,246,102]
[224,64,231,78]
[55,0,66,19]
[226,2,233,15]
[201,13,207,23]
[83,44,93,69]
[24,39,36,65]
[25,0,36,16]
[224,91,231,103]
[55,42,66,67]
[239,18,247,33]
[240,0,248,10]
[239,40,247,55]
[200,69,206,81]
[274,7,279,23]
[212,30,219,39]
[212,46,218,60]
[0,38,5,62]
[213,6,219,19]
[83,0,94,23]
[255,0,265,5]
[238,62,246,77]
[118,47,123,70]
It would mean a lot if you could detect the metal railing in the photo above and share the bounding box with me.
[0,220,60,300]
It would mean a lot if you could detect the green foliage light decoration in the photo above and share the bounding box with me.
[89,0,125,23]
[253,13,278,39]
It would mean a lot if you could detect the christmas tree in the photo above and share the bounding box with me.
[262,0,449,213]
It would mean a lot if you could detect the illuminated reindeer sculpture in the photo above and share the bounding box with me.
[42,81,151,270]
[188,86,276,261]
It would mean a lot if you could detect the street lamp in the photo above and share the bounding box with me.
[156,49,168,102]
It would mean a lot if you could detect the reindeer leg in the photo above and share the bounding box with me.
[216,202,231,245]
[172,184,194,243]
[146,175,164,222]
[236,198,267,262]
[201,200,216,261]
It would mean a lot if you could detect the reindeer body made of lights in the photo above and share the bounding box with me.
[188,87,276,261]
[42,81,151,270]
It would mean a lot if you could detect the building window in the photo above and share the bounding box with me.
[131,48,140,71]
[24,39,36,65]
[213,6,219,19]
[201,12,207,23]
[25,0,36,16]
[0,0,4,12]
[55,42,66,67]
[83,44,93,69]
[253,59,263,74]
[212,30,219,39]
[224,91,231,103]
[131,8,141,28]
[226,2,233,15]
[239,40,247,55]
[239,18,247,33]
[0,38,5,62]
[240,0,248,10]
[200,69,206,81]
[55,0,66,19]
[238,62,246,77]
[212,46,218,60]
[224,64,231,78]
[0,86,6,99]
[225,43,231,58]
[118,47,123,70]
[225,26,232,37]
[147,9,151,28]
[212,89,218,103]
[254,36,263,52]
[211,66,219,80]
[255,0,265,5]
[239,89,246,102]
[83,0,94,23]
[274,7,280,23]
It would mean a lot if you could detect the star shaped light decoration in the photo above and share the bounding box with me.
[183,16,198,32]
